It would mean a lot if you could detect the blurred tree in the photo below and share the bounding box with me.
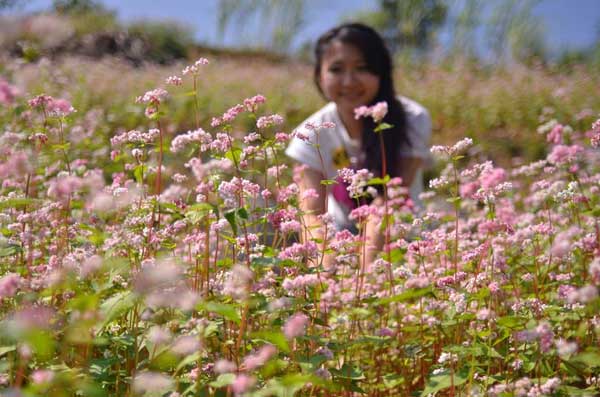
[352,0,448,55]
[450,0,482,59]
[0,0,25,10]
[485,0,546,64]
[53,0,114,16]
[217,0,305,54]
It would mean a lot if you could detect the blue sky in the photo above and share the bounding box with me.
[13,0,600,55]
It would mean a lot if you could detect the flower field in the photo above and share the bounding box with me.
[0,55,599,397]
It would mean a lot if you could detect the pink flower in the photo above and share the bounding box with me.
[242,344,277,370]
[31,369,54,384]
[547,144,583,165]
[283,312,309,339]
[243,94,266,112]
[214,359,236,374]
[47,98,75,116]
[256,114,284,129]
[547,123,564,144]
[354,101,388,123]
[0,78,18,104]
[165,76,182,85]
[231,374,255,395]
[27,93,54,108]
[0,273,22,299]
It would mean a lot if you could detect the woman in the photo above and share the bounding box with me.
[286,23,431,263]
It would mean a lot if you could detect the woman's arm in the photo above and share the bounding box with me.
[296,166,336,268]
[363,156,423,264]
[395,156,423,187]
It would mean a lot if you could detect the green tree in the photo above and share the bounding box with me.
[353,0,448,55]
[485,0,546,64]
[450,0,482,59]
[217,0,305,54]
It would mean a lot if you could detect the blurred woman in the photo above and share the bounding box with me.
[286,23,431,263]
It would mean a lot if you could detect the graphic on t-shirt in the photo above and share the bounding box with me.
[332,146,350,169]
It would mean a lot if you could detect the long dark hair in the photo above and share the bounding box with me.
[314,23,409,178]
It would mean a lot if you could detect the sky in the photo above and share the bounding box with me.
[11,0,600,56]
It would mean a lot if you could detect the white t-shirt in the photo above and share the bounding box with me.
[286,96,431,229]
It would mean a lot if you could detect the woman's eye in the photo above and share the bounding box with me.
[356,65,369,72]
[328,66,342,73]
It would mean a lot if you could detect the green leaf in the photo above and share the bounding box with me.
[331,364,365,380]
[375,287,434,306]
[185,203,214,224]
[237,207,248,220]
[320,179,337,185]
[571,350,600,368]
[0,345,16,357]
[210,373,235,388]
[225,147,242,164]
[224,210,238,235]
[496,316,526,329]
[374,122,393,133]
[98,291,136,330]
[52,142,71,151]
[420,369,468,397]
[0,245,21,257]
[202,302,241,325]
[0,197,37,210]
[133,164,147,185]
[367,175,391,186]
[251,330,290,353]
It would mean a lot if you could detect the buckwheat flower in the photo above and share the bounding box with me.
[214,359,236,374]
[0,78,18,105]
[555,338,577,357]
[165,75,182,86]
[591,130,600,148]
[451,137,473,154]
[591,117,600,132]
[590,258,600,285]
[268,132,287,144]
[47,98,75,116]
[243,94,266,112]
[0,273,22,299]
[541,377,561,394]
[569,285,599,304]
[476,308,493,321]
[222,264,254,300]
[291,129,310,141]
[429,176,450,189]
[170,335,201,356]
[301,188,319,200]
[370,101,388,123]
[257,114,284,129]
[547,144,583,165]
[510,359,523,370]
[405,276,430,289]
[283,312,309,339]
[353,105,370,120]
[535,322,554,353]
[133,372,173,394]
[242,344,276,371]
[31,369,54,384]
[280,220,301,234]
[27,93,54,108]
[437,352,458,364]
[348,204,377,222]
[136,88,168,106]
[147,326,172,345]
[232,374,255,395]
[314,368,332,380]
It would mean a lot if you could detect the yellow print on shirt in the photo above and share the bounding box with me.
[332,146,350,169]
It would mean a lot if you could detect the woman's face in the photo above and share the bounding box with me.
[318,40,380,116]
